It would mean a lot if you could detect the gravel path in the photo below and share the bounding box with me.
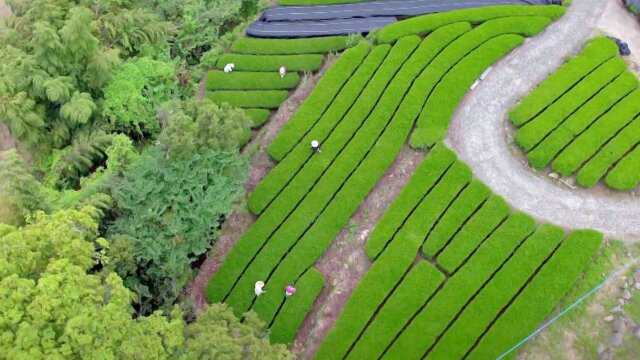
[446,0,640,242]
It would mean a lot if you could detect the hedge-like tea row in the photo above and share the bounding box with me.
[345,261,444,360]
[374,5,564,44]
[576,116,640,188]
[605,145,640,190]
[422,180,491,258]
[231,36,352,55]
[219,36,423,317]
[423,195,510,264]
[551,89,640,176]
[382,212,536,360]
[248,32,474,325]
[510,37,619,126]
[527,72,639,169]
[268,268,323,344]
[411,33,526,148]
[467,230,602,359]
[515,58,627,151]
[268,42,371,161]
[247,43,393,214]
[314,160,473,360]
[216,53,324,72]
[207,90,289,108]
[365,143,457,260]
[205,71,300,91]
[426,224,564,360]
[243,108,271,128]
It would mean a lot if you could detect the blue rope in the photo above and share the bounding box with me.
[495,254,640,360]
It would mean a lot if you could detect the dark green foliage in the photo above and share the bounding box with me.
[249,43,392,214]
[231,36,352,55]
[468,230,603,359]
[374,5,565,44]
[269,268,324,344]
[156,98,253,160]
[216,54,324,72]
[206,71,300,90]
[510,37,619,126]
[109,148,248,312]
[267,42,372,161]
[207,90,289,108]
[515,57,627,151]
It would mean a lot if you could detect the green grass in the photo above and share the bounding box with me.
[365,143,457,260]
[510,37,619,126]
[248,43,393,214]
[467,230,603,360]
[314,160,472,360]
[268,268,323,344]
[231,36,352,55]
[605,144,640,190]
[576,115,640,187]
[206,90,289,109]
[374,5,565,44]
[382,212,536,360]
[427,224,565,360]
[345,261,444,360]
[527,72,639,169]
[551,89,640,176]
[242,108,271,128]
[411,33,526,148]
[268,42,371,161]
[515,58,628,152]
[205,71,300,90]
[216,53,324,72]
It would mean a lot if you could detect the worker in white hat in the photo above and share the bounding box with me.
[279,66,287,78]
[311,139,321,153]
[254,281,266,297]
[223,63,235,73]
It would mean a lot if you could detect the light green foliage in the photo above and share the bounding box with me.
[106,134,141,176]
[109,148,248,312]
[157,99,253,160]
[102,57,178,137]
[0,150,51,225]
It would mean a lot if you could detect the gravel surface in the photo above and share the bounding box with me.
[446,0,640,242]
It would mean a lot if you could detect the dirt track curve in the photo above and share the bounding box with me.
[446,0,640,242]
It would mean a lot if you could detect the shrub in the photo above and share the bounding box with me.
[231,36,352,55]
[383,212,536,360]
[551,89,640,176]
[527,72,639,169]
[411,33,526,148]
[242,108,271,128]
[576,116,640,188]
[605,145,640,190]
[515,58,627,151]
[346,261,444,360]
[216,53,324,72]
[510,37,619,126]
[205,71,300,90]
[467,230,603,360]
[207,90,289,108]
[374,5,565,44]
[314,161,472,360]
[268,268,324,344]
[268,42,371,160]
[428,224,564,360]
[366,143,457,260]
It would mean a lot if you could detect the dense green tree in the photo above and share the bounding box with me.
[108,148,248,312]
[157,98,252,160]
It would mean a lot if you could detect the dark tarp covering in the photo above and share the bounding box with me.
[246,17,397,38]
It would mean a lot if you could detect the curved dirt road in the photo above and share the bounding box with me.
[446,0,640,241]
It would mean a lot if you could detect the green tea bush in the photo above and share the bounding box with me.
[231,36,352,55]
[216,53,324,72]
[206,71,300,90]
[207,90,289,108]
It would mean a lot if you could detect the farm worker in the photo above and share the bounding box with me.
[279,66,287,78]
[285,285,296,298]
[255,281,266,297]
[311,140,321,153]
[223,63,235,73]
